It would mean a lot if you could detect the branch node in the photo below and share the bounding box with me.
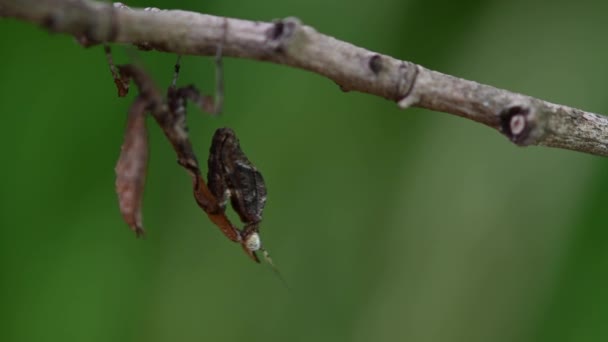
[499,105,539,145]
[266,17,302,53]
[368,54,383,75]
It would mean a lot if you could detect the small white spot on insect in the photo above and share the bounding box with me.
[245,233,261,251]
[510,114,526,135]
[235,160,254,170]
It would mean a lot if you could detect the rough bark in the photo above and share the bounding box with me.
[2,0,608,156]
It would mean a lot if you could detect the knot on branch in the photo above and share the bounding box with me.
[266,17,303,53]
[368,54,383,75]
[499,104,545,146]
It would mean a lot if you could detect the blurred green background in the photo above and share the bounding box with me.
[2,0,608,341]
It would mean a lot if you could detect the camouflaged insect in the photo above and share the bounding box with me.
[207,127,267,262]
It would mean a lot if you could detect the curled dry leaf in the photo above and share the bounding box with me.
[115,96,149,237]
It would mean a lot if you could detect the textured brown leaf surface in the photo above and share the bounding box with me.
[115,97,149,237]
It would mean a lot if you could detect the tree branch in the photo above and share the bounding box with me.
[2,0,608,156]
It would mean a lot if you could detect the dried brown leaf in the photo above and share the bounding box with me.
[115,96,149,237]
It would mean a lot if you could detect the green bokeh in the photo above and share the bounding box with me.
[2,0,608,341]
